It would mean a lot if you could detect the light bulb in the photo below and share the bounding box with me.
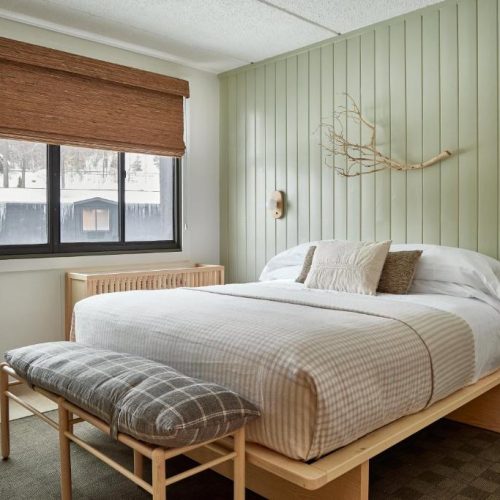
[266,198,278,210]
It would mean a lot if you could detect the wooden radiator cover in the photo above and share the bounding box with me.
[65,264,224,339]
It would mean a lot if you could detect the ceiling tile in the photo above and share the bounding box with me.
[264,0,441,35]
[0,0,332,72]
[0,0,443,72]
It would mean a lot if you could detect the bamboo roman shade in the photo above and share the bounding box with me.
[0,37,189,156]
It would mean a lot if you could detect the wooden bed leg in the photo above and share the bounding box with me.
[243,459,369,500]
[58,401,72,500]
[327,461,369,500]
[233,428,245,500]
[133,449,145,479]
[152,448,166,500]
[0,364,10,460]
[447,384,500,433]
[269,461,368,500]
[186,442,369,500]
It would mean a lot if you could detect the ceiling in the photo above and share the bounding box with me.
[0,0,442,73]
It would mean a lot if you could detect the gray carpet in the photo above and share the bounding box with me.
[1,413,499,499]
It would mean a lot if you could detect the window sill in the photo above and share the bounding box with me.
[0,248,190,274]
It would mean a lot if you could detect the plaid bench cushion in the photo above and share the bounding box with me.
[5,342,260,448]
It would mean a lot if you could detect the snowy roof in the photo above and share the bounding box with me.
[0,188,160,204]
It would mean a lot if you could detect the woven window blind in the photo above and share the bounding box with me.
[0,37,189,156]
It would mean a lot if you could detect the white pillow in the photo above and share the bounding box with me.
[304,240,391,295]
[410,279,500,314]
[392,244,500,300]
[259,241,327,281]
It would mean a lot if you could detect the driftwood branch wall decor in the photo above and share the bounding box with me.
[322,94,451,177]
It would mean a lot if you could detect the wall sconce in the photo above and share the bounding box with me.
[267,191,285,219]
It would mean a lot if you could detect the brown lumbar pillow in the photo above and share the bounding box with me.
[377,250,423,294]
[296,245,317,283]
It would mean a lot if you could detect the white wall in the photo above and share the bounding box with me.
[0,18,220,355]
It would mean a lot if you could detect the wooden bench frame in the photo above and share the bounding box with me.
[2,362,499,500]
[0,363,246,500]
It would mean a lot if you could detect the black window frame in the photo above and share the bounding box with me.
[0,144,182,258]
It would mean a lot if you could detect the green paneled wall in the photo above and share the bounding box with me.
[219,0,500,283]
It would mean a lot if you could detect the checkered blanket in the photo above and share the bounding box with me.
[72,283,475,460]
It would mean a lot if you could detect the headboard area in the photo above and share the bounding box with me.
[219,0,499,283]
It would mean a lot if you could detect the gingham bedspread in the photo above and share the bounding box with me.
[72,283,475,461]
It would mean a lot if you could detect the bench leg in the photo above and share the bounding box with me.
[134,449,145,479]
[0,364,10,460]
[58,402,72,500]
[152,448,166,500]
[233,428,245,500]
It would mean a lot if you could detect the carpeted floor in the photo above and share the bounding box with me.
[1,413,499,499]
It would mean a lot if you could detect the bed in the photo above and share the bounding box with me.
[72,243,500,499]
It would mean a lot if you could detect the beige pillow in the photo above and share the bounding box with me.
[304,240,391,295]
[377,250,423,294]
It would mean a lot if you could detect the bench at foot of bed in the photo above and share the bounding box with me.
[0,342,260,500]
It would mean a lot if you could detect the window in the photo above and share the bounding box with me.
[0,138,181,257]
[125,154,175,242]
[0,139,47,246]
[82,209,110,232]
[60,145,119,244]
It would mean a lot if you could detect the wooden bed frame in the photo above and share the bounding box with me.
[184,370,500,500]
[2,363,499,499]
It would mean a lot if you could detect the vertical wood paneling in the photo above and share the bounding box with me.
[226,76,237,282]
[374,26,391,241]
[309,48,322,242]
[334,40,347,239]
[360,31,376,241]
[245,70,256,281]
[458,0,478,251]
[405,15,423,243]
[255,66,267,275]
[286,56,298,248]
[347,37,361,241]
[298,52,310,243]
[219,76,229,273]
[390,22,407,243]
[275,60,287,253]
[220,0,500,282]
[440,2,459,247]
[236,72,247,282]
[320,44,334,239]
[265,63,277,262]
[477,0,498,257]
